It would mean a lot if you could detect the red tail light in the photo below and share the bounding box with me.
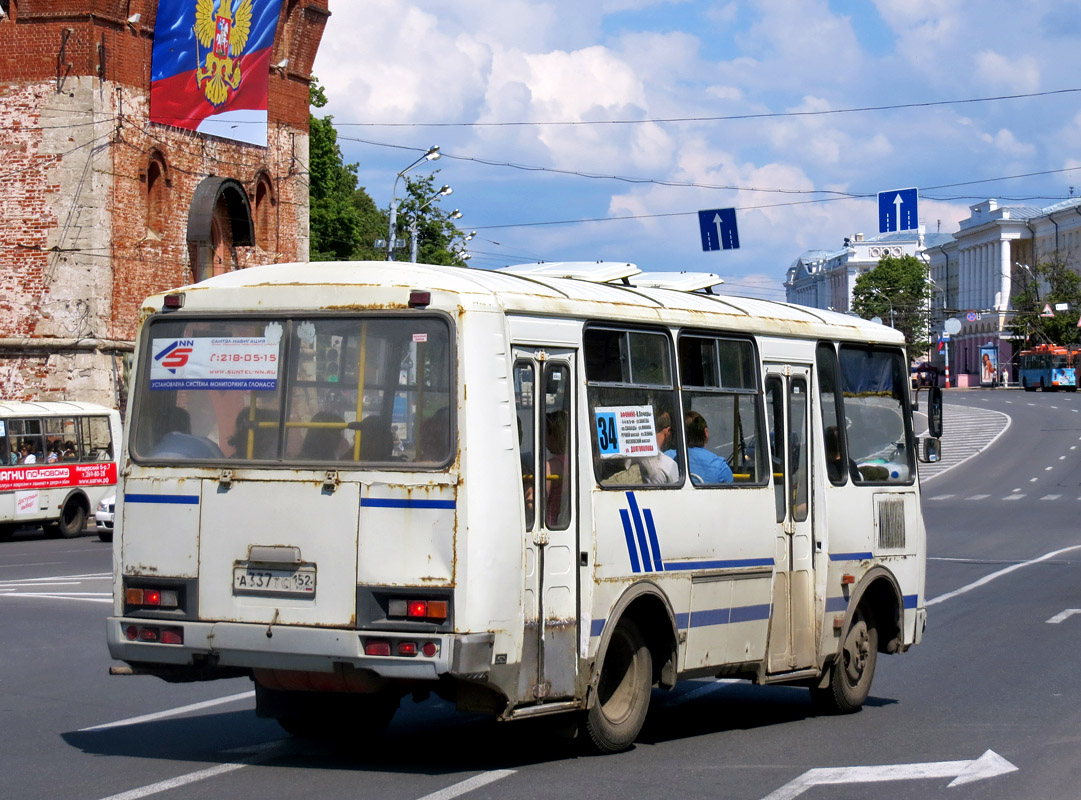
[365,640,391,656]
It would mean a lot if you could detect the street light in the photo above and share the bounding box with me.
[867,287,895,328]
[387,145,440,261]
[408,185,453,263]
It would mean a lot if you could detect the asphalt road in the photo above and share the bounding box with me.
[3,388,1081,799]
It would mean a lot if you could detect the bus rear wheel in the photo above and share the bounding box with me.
[583,618,652,753]
[55,499,87,538]
[811,605,877,714]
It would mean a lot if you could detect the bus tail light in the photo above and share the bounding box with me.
[125,587,179,609]
[397,642,418,656]
[365,640,391,656]
[363,638,439,658]
[124,624,183,644]
[387,598,448,621]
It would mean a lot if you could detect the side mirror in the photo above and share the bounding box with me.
[918,437,941,464]
[927,385,943,439]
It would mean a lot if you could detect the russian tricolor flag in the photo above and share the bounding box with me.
[150,0,283,147]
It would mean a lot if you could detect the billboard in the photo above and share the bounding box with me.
[150,0,283,146]
[979,345,998,387]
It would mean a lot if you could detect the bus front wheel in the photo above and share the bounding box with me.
[583,618,652,753]
[811,604,877,714]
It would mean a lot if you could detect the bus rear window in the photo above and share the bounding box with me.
[132,316,454,466]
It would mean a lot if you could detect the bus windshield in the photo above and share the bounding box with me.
[131,315,454,466]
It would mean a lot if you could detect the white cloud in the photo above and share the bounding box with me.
[974,50,1041,93]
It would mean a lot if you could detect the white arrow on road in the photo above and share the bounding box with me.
[762,750,1017,799]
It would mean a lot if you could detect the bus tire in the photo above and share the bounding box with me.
[0,524,15,542]
[56,499,87,538]
[1023,378,1034,392]
[811,604,877,714]
[583,618,652,754]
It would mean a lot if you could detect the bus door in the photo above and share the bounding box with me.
[513,347,578,702]
[764,365,816,673]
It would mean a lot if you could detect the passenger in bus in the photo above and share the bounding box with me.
[62,441,77,460]
[46,441,61,463]
[228,407,276,459]
[668,410,732,484]
[299,411,348,460]
[418,406,450,462]
[640,410,679,485]
[20,442,37,464]
[357,415,395,461]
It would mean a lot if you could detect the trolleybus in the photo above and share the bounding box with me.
[106,261,941,752]
[1018,344,1078,391]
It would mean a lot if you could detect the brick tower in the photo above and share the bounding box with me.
[0,0,329,407]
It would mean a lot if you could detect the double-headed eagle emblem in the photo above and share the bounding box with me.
[194,0,254,107]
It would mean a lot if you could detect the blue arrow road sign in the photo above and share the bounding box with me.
[699,208,740,252]
[878,188,918,233]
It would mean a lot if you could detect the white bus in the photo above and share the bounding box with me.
[0,401,121,540]
[106,261,941,752]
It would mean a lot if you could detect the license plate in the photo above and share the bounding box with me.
[233,565,316,597]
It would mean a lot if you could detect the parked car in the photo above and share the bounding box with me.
[95,494,115,542]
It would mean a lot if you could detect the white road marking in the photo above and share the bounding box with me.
[1041,495,1062,501]
[928,544,1081,606]
[94,741,286,800]
[417,770,517,800]
[2,592,112,604]
[929,494,954,501]
[965,494,990,501]
[80,691,256,732]
[1047,609,1081,624]
[1002,494,1025,501]
[762,750,1017,799]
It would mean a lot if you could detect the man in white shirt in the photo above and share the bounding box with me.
[640,411,679,485]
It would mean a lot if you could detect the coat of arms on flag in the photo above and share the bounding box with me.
[151,0,283,147]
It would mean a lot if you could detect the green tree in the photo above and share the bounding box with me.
[308,79,386,261]
[1007,256,1081,346]
[393,173,468,266]
[852,254,932,353]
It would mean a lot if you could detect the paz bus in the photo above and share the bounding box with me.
[106,261,941,752]
[0,401,120,540]
[1017,344,1078,391]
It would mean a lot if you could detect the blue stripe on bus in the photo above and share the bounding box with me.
[591,604,772,638]
[626,492,654,572]
[124,494,199,505]
[829,551,874,561]
[662,557,774,571]
[360,498,456,510]
[903,594,918,609]
[618,509,642,574]
[825,596,849,613]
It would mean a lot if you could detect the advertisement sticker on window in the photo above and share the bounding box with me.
[594,406,658,459]
[149,338,279,390]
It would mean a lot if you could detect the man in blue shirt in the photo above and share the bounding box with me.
[666,409,732,484]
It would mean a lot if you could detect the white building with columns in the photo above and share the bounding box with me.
[922,197,1081,385]
[785,230,953,312]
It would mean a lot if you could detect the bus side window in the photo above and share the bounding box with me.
[816,342,848,486]
[584,327,681,488]
[677,335,765,486]
[514,361,536,530]
[764,377,785,522]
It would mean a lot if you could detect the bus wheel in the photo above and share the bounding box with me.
[56,500,87,538]
[0,524,14,542]
[811,605,877,714]
[276,691,398,742]
[584,618,652,753]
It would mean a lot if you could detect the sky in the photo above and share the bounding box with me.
[311,0,1081,301]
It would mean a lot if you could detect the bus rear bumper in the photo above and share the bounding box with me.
[106,617,493,682]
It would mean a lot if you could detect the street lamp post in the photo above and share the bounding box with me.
[407,186,453,263]
[387,145,440,261]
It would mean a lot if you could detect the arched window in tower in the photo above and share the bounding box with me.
[210,196,234,278]
[253,172,277,252]
[145,153,170,238]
